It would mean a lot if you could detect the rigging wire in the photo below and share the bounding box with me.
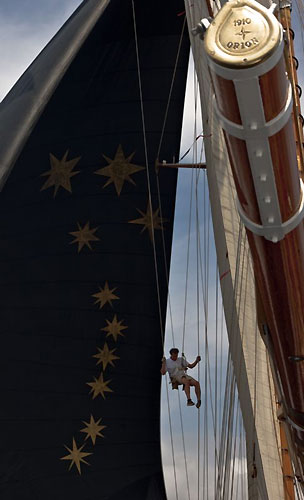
[234,410,244,500]
[188,16,249,497]
[222,365,237,499]
[131,3,180,498]
[192,64,201,500]
[140,10,211,499]
[194,174,222,495]
[132,1,304,498]
[216,223,245,498]
[177,389,192,500]
[216,354,234,499]
[251,320,259,471]
[204,146,210,500]
[156,16,187,162]
[191,68,221,500]
[182,166,195,355]
[265,351,297,500]
[152,14,196,500]
[180,65,219,496]
[219,296,224,460]
[148,4,255,499]
[147,9,224,497]
[165,376,180,500]
[131,0,164,346]
[241,422,247,500]
[215,265,219,496]
[226,235,249,499]
[229,401,240,500]
[191,99,249,500]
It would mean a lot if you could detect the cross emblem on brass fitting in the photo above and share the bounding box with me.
[236,27,251,40]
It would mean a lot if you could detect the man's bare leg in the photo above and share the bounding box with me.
[183,378,194,406]
[194,381,201,400]
[183,378,191,399]
[191,380,201,408]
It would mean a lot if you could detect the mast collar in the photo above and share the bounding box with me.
[204,0,281,69]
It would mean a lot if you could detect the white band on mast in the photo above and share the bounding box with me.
[207,27,284,81]
[208,28,304,242]
[213,84,293,140]
[237,180,304,241]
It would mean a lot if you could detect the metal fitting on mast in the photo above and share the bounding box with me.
[203,0,304,242]
[279,0,292,9]
[192,17,213,39]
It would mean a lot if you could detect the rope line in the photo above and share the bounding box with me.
[193,65,201,500]
[152,13,194,500]
[182,166,195,354]
[132,1,164,345]
[156,15,187,162]
[131,5,179,499]
[165,375,179,500]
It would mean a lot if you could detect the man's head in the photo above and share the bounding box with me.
[169,348,179,361]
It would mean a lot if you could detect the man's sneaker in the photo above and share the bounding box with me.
[196,400,201,409]
[187,399,195,406]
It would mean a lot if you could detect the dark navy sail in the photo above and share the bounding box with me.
[0,1,189,499]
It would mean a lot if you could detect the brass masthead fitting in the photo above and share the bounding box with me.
[204,0,281,68]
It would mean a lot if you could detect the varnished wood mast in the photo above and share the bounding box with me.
[206,0,304,487]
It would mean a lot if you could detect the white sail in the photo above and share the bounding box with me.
[185,1,285,498]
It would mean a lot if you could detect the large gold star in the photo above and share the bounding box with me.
[95,144,144,196]
[101,314,128,342]
[93,342,120,370]
[92,281,119,309]
[40,150,80,196]
[69,222,99,252]
[60,437,92,474]
[128,203,166,240]
[80,415,106,445]
[87,372,113,400]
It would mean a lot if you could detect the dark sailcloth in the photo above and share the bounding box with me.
[0,0,189,499]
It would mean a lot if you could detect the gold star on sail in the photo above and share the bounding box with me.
[60,437,92,474]
[69,222,99,252]
[93,342,120,370]
[95,144,144,196]
[41,150,80,197]
[128,203,166,240]
[101,314,128,342]
[80,414,106,445]
[92,281,119,309]
[87,372,113,400]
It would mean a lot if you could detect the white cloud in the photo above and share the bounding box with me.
[0,0,82,100]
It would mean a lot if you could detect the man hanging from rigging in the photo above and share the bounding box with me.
[161,348,201,407]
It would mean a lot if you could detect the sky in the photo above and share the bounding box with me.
[3,1,303,499]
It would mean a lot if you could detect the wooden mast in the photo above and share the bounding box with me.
[280,422,296,500]
[280,5,304,175]
[203,0,304,485]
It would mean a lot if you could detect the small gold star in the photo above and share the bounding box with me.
[92,281,119,309]
[60,437,92,474]
[41,150,80,196]
[101,314,128,342]
[128,203,166,240]
[69,222,99,252]
[80,415,106,445]
[93,342,120,370]
[87,372,113,400]
[95,144,144,196]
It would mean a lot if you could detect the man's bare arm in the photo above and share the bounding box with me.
[187,355,201,369]
[160,357,167,375]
